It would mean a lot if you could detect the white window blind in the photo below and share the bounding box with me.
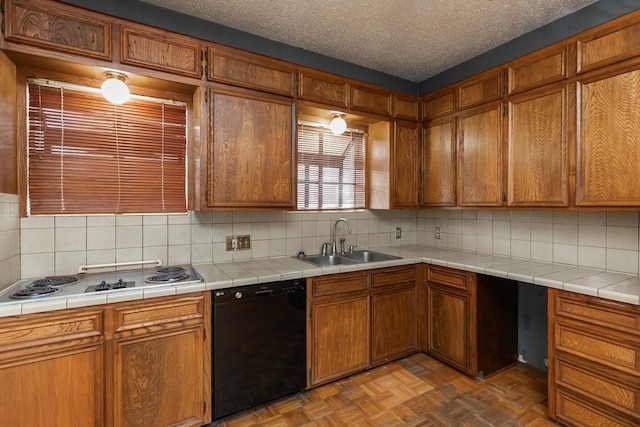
[26,79,187,215]
[297,124,365,210]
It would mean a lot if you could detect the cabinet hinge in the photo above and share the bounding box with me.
[0,1,4,15]
[203,327,206,341]
[502,106,508,116]
[201,49,208,78]
[308,369,313,383]
[502,192,507,202]
[203,401,207,415]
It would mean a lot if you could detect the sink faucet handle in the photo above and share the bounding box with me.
[321,242,330,256]
[339,237,346,254]
[349,244,358,253]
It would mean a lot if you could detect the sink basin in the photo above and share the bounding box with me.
[302,254,357,267]
[300,250,401,267]
[340,250,401,263]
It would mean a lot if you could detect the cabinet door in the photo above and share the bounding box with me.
[350,83,392,116]
[427,284,471,374]
[422,117,456,206]
[371,285,417,365]
[0,308,104,427]
[208,86,294,208]
[310,294,370,386]
[576,68,640,206]
[393,120,419,208]
[297,69,349,108]
[507,85,570,206]
[458,102,505,206]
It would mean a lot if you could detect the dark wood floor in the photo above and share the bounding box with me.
[210,353,555,426]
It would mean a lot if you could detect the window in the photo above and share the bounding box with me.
[26,79,187,215]
[297,123,365,210]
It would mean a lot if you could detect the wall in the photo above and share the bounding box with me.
[0,194,20,290]
[19,209,417,278]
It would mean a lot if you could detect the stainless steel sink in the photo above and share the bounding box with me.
[300,250,401,267]
[340,250,401,263]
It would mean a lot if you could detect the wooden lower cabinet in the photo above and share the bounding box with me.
[0,307,104,427]
[426,265,518,379]
[308,266,417,386]
[549,289,640,426]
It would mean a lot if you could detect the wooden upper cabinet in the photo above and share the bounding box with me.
[458,102,505,206]
[577,17,640,74]
[350,83,392,116]
[576,67,640,206]
[393,120,419,208]
[393,93,419,120]
[459,69,506,109]
[508,44,570,94]
[207,86,294,208]
[3,0,112,60]
[421,117,456,207]
[421,87,456,120]
[208,46,295,97]
[297,69,349,107]
[121,25,201,78]
[507,84,571,206]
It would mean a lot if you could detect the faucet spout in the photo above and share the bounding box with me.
[331,218,352,255]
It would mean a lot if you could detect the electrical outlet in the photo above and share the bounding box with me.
[225,235,251,251]
[434,226,441,240]
[395,227,401,239]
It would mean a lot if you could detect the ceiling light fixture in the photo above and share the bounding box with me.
[329,113,347,135]
[101,72,130,105]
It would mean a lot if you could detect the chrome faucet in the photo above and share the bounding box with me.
[331,218,352,255]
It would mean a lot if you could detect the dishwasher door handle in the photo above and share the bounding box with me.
[255,289,274,297]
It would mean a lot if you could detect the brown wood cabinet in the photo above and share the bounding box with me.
[206,85,295,208]
[426,265,518,379]
[106,293,210,427]
[393,93,419,120]
[458,68,506,109]
[576,66,640,206]
[297,68,349,108]
[548,289,640,426]
[350,83,392,116]
[2,0,112,61]
[421,116,457,206]
[457,101,505,206]
[421,87,456,120]
[121,25,201,78]
[0,307,105,427]
[508,44,571,94]
[507,84,571,206]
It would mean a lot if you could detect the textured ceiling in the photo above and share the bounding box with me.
[139,0,597,82]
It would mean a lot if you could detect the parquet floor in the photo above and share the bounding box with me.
[209,353,555,427]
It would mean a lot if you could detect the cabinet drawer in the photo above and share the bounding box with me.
[4,0,112,60]
[350,84,392,116]
[577,20,640,74]
[111,293,204,333]
[555,357,640,418]
[208,46,295,96]
[372,266,416,288]
[508,45,568,93]
[311,271,370,297]
[555,389,636,427]
[554,322,640,375]
[422,88,456,120]
[427,266,470,291]
[459,69,505,109]
[297,69,349,107]
[555,291,640,336]
[121,26,201,78]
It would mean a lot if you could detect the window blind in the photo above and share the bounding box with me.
[297,124,365,210]
[26,80,187,215]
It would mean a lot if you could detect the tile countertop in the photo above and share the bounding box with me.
[1,245,639,317]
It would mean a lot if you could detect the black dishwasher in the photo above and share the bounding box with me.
[212,279,307,419]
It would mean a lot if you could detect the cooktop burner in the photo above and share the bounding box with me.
[145,271,190,284]
[157,266,186,274]
[29,276,78,288]
[11,286,61,299]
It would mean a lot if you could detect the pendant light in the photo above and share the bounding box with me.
[329,113,347,135]
[101,72,130,105]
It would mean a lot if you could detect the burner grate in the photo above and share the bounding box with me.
[29,276,78,288]
[10,286,61,299]
[157,266,186,274]
[146,272,190,284]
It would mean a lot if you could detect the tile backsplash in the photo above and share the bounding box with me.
[4,201,640,280]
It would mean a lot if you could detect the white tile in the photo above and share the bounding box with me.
[116,226,142,249]
[476,236,492,254]
[143,215,168,226]
[493,239,511,257]
[116,215,142,226]
[606,249,639,275]
[21,298,68,314]
[87,249,116,266]
[233,211,253,223]
[530,211,553,223]
[477,220,492,237]
[55,251,86,275]
[578,246,606,270]
[168,244,191,265]
[531,222,552,242]
[210,211,229,224]
[87,227,116,250]
[232,222,251,235]
[22,228,54,254]
[143,246,167,265]
[143,225,168,247]
[286,221,302,238]
[192,243,213,264]
[0,230,19,260]
[87,216,115,227]
[21,216,54,229]
[55,227,86,252]
[116,247,143,263]
[510,240,530,259]
[251,222,270,240]
[107,289,144,303]
[144,286,177,298]
[212,223,232,243]
[55,216,86,228]
[578,224,606,247]
[531,241,552,262]
[553,243,577,265]
[578,211,606,225]
[251,239,270,258]
[606,226,638,251]
[66,294,108,309]
[510,210,531,223]
[168,224,191,245]
[212,243,232,262]
[192,222,214,244]
[461,235,477,252]
[607,212,638,227]
[553,223,577,245]
[553,211,578,224]
[167,212,191,225]
[0,302,23,317]
[511,222,530,240]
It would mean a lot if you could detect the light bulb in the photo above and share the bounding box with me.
[329,114,347,135]
[101,73,130,105]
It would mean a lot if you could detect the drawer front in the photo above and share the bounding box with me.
[555,357,640,416]
[112,293,204,332]
[372,266,416,288]
[555,389,635,427]
[5,0,112,60]
[121,26,201,78]
[577,20,640,74]
[555,322,640,374]
[311,271,370,297]
[427,266,470,291]
[555,291,640,336]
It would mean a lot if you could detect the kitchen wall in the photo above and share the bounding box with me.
[18,209,417,278]
[0,194,20,290]
[418,209,640,275]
